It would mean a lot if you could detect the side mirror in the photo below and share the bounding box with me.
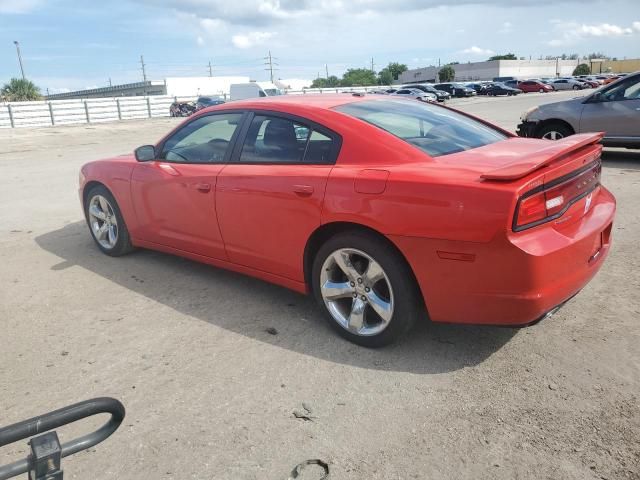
[585,91,602,104]
[134,145,156,162]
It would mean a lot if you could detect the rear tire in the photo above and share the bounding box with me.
[84,184,134,257]
[312,231,422,347]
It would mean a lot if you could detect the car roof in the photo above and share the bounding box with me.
[198,93,386,117]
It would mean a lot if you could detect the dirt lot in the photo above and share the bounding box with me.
[1,91,639,479]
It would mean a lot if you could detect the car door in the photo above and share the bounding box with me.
[216,112,341,281]
[130,111,245,259]
[580,75,640,138]
[553,80,568,91]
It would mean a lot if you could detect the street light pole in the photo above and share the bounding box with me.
[14,41,26,79]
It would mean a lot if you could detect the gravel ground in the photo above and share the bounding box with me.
[1,90,639,480]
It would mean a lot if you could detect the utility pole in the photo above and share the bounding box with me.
[140,55,147,82]
[370,57,374,73]
[13,41,26,79]
[208,60,213,77]
[325,63,329,79]
[108,77,112,87]
[264,50,278,82]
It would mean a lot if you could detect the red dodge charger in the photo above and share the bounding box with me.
[79,94,615,347]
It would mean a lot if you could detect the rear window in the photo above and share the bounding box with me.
[334,99,507,157]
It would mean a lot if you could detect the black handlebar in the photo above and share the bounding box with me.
[0,397,125,480]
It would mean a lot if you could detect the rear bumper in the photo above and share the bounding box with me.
[389,187,616,326]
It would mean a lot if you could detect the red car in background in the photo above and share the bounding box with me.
[79,95,615,347]
[518,80,554,93]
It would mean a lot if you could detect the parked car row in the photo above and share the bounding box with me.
[170,96,225,117]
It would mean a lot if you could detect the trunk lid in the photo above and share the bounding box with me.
[436,133,603,182]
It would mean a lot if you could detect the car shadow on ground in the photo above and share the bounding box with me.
[602,148,640,169]
[36,222,518,375]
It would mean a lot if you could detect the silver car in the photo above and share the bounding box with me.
[517,71,640,148]
[548,78,585,91]
[391,88,437,102]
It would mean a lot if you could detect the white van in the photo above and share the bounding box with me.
[230,82,283,101]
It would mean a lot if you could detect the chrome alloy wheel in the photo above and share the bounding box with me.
[542,130,565,140]
[319,248,394,336]
[88,195,118,249]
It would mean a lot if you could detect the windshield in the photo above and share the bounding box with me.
[263,88,281,96]
[334,99,507,157]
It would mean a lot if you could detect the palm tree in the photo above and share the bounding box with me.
[1,78,42,101]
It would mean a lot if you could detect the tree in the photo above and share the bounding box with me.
[587,52,610,60]
[310,75,340,88]
[340,68,377,87]
[573,64,591,76]
[488,53,517,61]
[1,78,42,101]
[377,62,408,85]
[438,65,455,82]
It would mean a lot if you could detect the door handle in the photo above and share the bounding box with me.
[293,184,314,196]
[194,182,211,193]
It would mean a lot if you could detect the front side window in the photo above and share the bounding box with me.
[237,115,336,164]
[161,113,243,163]
[601,76,640,101]
[334,99,506,157]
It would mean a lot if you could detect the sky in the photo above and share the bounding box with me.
[1,0,639,93]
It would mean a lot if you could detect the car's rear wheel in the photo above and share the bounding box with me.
[537,122,574,141]
[312,231,421,347]
[85,184,134,256]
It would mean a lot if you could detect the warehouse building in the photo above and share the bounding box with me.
[397,59,583,84]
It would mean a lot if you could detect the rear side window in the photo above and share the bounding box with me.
[237,115,337,164]
[334,99,506,157]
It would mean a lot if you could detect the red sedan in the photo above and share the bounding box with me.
[518,80,554,93]
[79,95,615,347]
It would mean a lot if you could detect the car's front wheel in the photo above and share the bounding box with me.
[312,231,422,347]
[537,122,574,141]
[85,184,134,256]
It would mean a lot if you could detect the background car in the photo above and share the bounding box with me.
[518,80,554,93]
[79,94,615,347]
[401,84,450,102]
[195,96,225,111]
[434,82,476,97]
[391,88,437,102]
[548,78,585,90]
[517,71,640,147]
[483,82,522,96]
[169,101,196,117]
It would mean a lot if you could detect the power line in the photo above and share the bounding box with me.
[140,55,147,82]
[264,50,278,82]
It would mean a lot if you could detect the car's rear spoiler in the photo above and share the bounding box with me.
[480,132,604,181]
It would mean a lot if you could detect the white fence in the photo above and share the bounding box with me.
[0,86,388,129]
[0,95,196,129]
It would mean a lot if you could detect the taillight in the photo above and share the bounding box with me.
[513,160,601,231]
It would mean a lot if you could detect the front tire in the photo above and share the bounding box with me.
[536,122,574,141]
[85,185,134,256]
[312,231,422,347]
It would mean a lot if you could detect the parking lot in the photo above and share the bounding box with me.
[1,90,639,479]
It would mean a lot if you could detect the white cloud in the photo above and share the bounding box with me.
[0,0,42,14]
[232,31,276,49]
[196,35,205,46]
[548,20,640,45]
[460,46,495,56]
[499,21,513,33]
